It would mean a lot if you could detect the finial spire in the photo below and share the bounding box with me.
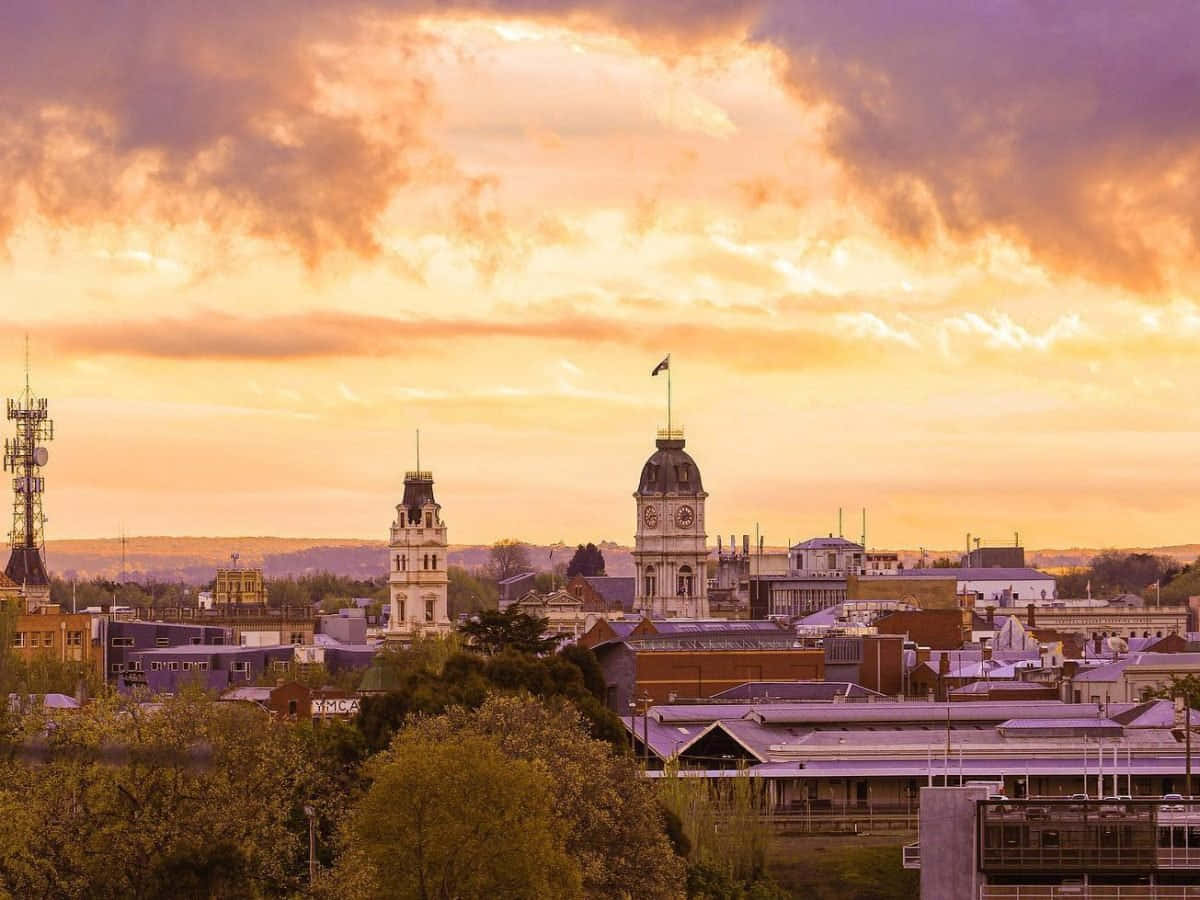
[23,334,30,400]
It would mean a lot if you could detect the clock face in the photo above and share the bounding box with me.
[643,505,659,528]
[675,505,695,528]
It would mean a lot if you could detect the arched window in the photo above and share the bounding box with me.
[423,554,429,570]
[425,599,435,622]
[401,555,406,572]
[644,566,657,598]
[677,565,693,598]
[425,512,432,528]
[432,554,437,570]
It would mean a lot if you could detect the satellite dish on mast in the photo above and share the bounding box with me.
[33,447,48,466]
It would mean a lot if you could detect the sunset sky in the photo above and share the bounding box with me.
[3,3,1200,549]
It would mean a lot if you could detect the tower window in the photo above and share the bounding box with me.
[423,554,429,570]
[425,512,432,528]
[645,566,657,598]
[425,600,434,622]
[432,555,437,570]
[677,566,694,598]
[401,556,406,572]
[396,554,402,572]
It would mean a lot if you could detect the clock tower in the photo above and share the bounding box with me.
[386,468,452,643]
[633,429,709,618]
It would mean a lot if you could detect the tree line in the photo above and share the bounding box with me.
[0,627,787,898]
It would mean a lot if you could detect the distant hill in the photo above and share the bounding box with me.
[43,537,636,583]
[40,537,1199,584]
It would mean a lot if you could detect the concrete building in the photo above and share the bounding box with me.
[909,786,1200,898]
[6,602,100,680]
[123,644,296,693]
[104,619,230,683]
[386,469,452,642]
[901,566,1057,605]
[632,430,709,618]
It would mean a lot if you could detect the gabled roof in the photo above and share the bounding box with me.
[711,681,889,702]
[581,576,635,612]
[790,536,864,551]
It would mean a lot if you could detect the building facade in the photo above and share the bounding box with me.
[214,566,266,608]
[386,470,452,642]
[632,430,709,618]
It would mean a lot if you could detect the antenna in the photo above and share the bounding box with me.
[838,507,843,538]
[4,338,54,586]
[861,508,867,549]
[416,428,420,474]
[120,525,127,583]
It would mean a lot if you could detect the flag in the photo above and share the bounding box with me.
[651,355,670,376]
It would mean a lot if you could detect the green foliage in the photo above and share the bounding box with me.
[349,695,684,899]
[267,573,387,609]
[355,646,624,753]
[770,842,919,900]
[930,557,959,568]
[459,605,559,655]
[1055,550,1185,601]
[0,692,338,898]
[659,763,776,898]
[337,729,582,900]
[446,565,497,617]
[566,543,606,578]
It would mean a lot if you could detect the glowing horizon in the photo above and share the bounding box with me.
[3,5,1200,550]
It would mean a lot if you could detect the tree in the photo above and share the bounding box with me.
[566,543,606,578]
[379,695,685,899]
[446,566,497,617]
[459,606,557,656]
[335,731,582,900]
[487,539,532,581]
[930,557,959,568]
[0,692,337,898]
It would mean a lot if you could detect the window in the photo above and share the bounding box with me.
[290,632,304,645]
[288,699,298,717]
[181,662,193,671]
[150,661,162,671]
[644,566,657,598]
[232,662,250,673]
[11,632,23,648]
[42,631,53,647]
[432,554,437,570]
[827,552,837,570]
[196,662,208,671]
[67,631,82,647]
[401,555,406,571]
[111,637,134,647]
[167,661,179,671]
[110,663,125,673]
[677,566,694,598]
[28,633,40,648]
[273,660,289,672]
[155,637,169,647]
[423,554,429,570]
[131,661,143,671]
[425,512,432,528]
[190,637,202,645]
[425,599,434,622]
[397,600,406,621]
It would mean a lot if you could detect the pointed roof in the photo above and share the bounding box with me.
[5,546,49,587]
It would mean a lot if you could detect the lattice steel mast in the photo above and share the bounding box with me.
[3,338,53,586]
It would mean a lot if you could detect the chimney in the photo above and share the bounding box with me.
[1026,603,1036,629]
[1094,635,1103,655]
[938,654,950,676]
[985,605,996,628]
[982,642,993,662]
[1062,660,1078,679]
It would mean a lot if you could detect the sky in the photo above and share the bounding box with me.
[2,2,1200,549]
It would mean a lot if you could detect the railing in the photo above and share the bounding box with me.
[1158,848,1200,868]
[765,810,918,834]
[980,847,1157,870]
[902,842,920,869]
[983,888,1200,899]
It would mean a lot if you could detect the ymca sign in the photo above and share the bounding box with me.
[312,698,360,717]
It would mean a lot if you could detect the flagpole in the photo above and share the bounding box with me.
[667,362,671,435]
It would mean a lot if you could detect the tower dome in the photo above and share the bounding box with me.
[636,436,704,495]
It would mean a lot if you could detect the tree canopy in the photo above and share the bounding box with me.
[487,539,533,581]
[459,606,558,656]
[566,543,606,578]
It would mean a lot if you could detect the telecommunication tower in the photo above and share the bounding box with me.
[3,340,54,587]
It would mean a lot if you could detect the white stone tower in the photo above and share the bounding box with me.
[632,429,709,618]
[386,469,452,642]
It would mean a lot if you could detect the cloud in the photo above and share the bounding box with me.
[5,1,1197,292]
[940,311,1086,353]
[753,3,1200,291]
